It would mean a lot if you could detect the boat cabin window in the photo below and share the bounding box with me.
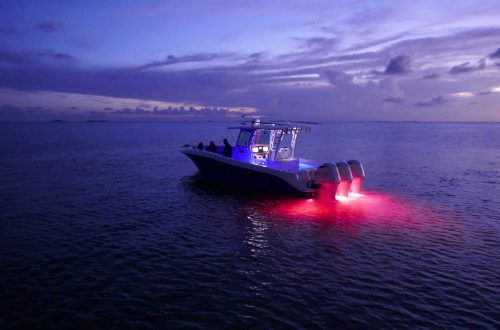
[254,129,270,145]
[236,130,252,146]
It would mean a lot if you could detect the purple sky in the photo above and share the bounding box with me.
[1,0,500,121]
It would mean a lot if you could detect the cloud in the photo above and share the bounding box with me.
[35,22,61,33]
[382,28,500,57]
[476,85,500,96]
[0,62,267,119]
[277,50,375,70]
[489,47,500,58]
[449,59,485,74]
[383,96,405,103]
[0,51,26,65]
[110,106,242,117]
[247,52,264,63]
[421,73,439,80]
[0,50,74,65]
[384,54,411,74]
[2,25,500,121]
[0,41,443,122]
[37,51,74,61]
[322,70,352,86]
[302,37,337,51]
[0,64,238,103]
[476,90,492,96]
[379,78,405,102]
[414,95,450,107]
[137,53,225,69]
[0,103,244,121]
[451,92,474,98]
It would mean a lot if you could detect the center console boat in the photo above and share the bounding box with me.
[181,118,365,200]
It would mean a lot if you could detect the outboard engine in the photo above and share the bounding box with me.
[315,163,340,199]
[336,162,353,197]
[347,160,365,194]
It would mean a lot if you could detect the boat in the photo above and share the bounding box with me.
[181,118,365,199]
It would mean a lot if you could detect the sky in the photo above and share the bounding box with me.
[1,0,500,121]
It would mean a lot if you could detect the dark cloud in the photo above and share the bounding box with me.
[278,50,375,70]
[449,59,485,74]
[0,50,74,65]
[476,90,493,96]
[0,62,254,109]
[110,106,237,117]
[35,22,60,33]
[384,54,411,74]
[323,70,352,86]
[0,104,209,122]
[489,47,500,58]
[37,51,74,61]
[421,73,439,80]
[247,52,264,63]
[137,53,224,69]
[0,51,27,65]
[302,37,337,51]
[414,95,450,107]
[0,60,386,121]
[383,96,405,103]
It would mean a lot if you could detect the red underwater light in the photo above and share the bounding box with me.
[267,191,432,228]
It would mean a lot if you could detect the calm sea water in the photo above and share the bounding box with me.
[1,122,499,329]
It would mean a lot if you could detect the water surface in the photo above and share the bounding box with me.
[1,122,499,329]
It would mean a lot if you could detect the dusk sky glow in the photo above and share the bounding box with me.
[1,0,500,121]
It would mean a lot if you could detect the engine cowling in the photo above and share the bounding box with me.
[315,163,340,200]
[347,160,365,194]
[336,162,353,197]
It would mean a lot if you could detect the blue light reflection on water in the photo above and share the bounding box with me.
[0,121,499,328]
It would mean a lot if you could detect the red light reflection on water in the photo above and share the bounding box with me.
[268,191,431,228]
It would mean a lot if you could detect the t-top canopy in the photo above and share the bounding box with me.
[228,119,312,134]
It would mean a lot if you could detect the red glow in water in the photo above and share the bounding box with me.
[268,191,430,228]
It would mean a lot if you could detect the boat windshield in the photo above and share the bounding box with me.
[254,129,270,145]
[237,130,252,146]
